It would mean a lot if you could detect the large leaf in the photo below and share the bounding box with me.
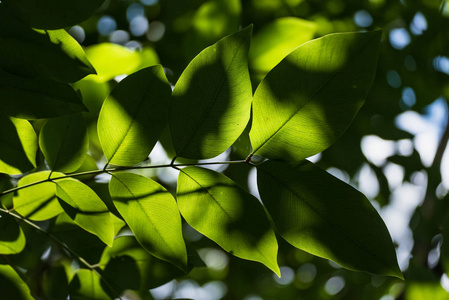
[256,159,403,279]
[0,8,95,82]
[250,31,381,162]
[98,65,171,166]
[2,0,104,29]
[55,179,114,247]
[170,25,253,159]
[69,269,111,300]
[40,114,88,173]
[0,70,87,119]
[177,167,280,275]
[109,172,187,271]
[0,116,37,175]
[0,261,34,300]
[13,171,65,221]
[0,211,26,255]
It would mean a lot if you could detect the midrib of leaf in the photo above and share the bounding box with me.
[259,167,394,272]
[175,34,247,157]
[252,38,374,156]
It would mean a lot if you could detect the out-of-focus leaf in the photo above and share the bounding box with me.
[404,263,449,300]
[69,269,111,300]
[42,264,69,300]
[0,176,13,209]
[0,9,95,82]
[2,0,104,29]
[0,211,26,254]
[0,261,34,300]
[109,173,187,271]
[39,114,88,173]
[72,79,110,117]
[13,171,65,221]
[0,116,37,175]
[170,26,253,159]
[257,159,403,279]
[177,167,280,276]
[55,179,114,247]
[250,31,381,162]
[0,70,87,119]
[98,66,171,166]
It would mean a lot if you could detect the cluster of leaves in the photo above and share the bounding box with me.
[0,0,406,299]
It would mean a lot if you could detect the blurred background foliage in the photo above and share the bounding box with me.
[11,0,449,299]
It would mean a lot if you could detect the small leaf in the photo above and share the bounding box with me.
[40,114,89,173]
[98,65,171,166]
[170,25,253,159]
[257,159,403,279]
[109,172,187,271]
[177,167,279,275]
[0,70,87,119]
[3,0,104,29]
[69,269,111,300]
[0,116,37,175]
[0,211,26,254]
[55,179,114,247]
[0,261,34,300]
[13,171,64,221]
[250,31,381,162]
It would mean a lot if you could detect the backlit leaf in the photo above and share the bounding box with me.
[98,65,171,166]
[109,172,187,271]
[170,25,253,159]
[0,211,26,254]
[177,166,280,275]
[257,159,403,279]
[0,261,34,300]
[0,116,37,175]
[40,114,89,173]
[69,269,111,300]
[55,179,114,247]
[13,171,65,221]
[250,31,381,162]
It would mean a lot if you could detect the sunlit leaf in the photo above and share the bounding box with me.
[109,172,187,271]
[257,159,403,279]
[69,269,111,300]
[0,9,95,82]
[0,261,34,300]
[55,179,114,247]
[250,31,381,162]
[170,25,253,159]
[98,65,171,166]
[2,0,104,29]
[13,171,65,221]
[0,116,37,175]
[0,211,26,254]
[0,176,13,209]
[40,114,89,173]
[177,166,280,275]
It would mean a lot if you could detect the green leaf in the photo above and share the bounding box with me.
[0,9,95,83]
[39,114,89,173]
[256,159,403,279]
[98,65,171,166]
[170,25,253,159]
[0,70,87,119]
[2,0,104,29]
[0,211,26,254]
[69,269,111,300]
[250,31,381,162]
[0,262,34,300]
[177,166,279,275]
[55,179,114,247]
[249,17,316,77]
[13,171,64,221]
[0,176,13,209]
[0,116,37,175]
[109,172,187,271]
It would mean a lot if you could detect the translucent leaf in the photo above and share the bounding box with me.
[39,114,89,173]
[69,269,111,300]
[250,31,381,162]
[170,25,253,159]
[0,211,26,254]
[257,159,403,279]
[13,171,65,221]
[0,261,34,300]
[0,176,13,209]
[177,167,280,275]
[109,173,187,271]
[55,179,114,247]
[2,0,104,29]
[0,116,37,175]
[0,9,95,83]
[98,65,171,166]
